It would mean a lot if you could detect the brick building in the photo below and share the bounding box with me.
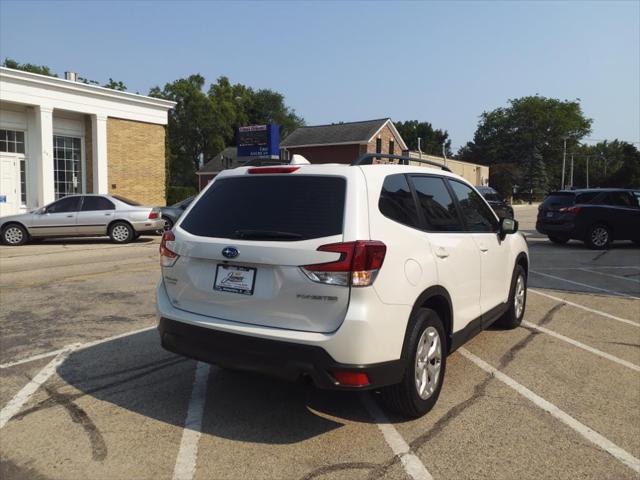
[0,67,175,216]
[280,118,408,164]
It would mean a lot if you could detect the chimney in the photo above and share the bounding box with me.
[64,71,78,82]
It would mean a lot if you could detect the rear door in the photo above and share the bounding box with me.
[408,175,482,332]
[30,196,81,236]
[76,196,116,235]
[165,171,356,333]
[599,191,640,240]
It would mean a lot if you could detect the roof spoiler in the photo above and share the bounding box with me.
[351,153,452,172]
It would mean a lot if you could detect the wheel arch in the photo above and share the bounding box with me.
[107,218,135,233]
[515,252,528,277]
[1,221,30,236]
[408,286,454,354]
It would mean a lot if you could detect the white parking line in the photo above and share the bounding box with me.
[579,268,640,284]
[0,325,155,370]
[172,362,210,480]
[361,393,433,480]
[528,289,639,327]
[536,266,640,271]
[522,321,640,372]
[458,348,640,474]
[0,348,73,429]
[530,270,640,300]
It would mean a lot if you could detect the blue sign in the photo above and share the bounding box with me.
[0,195,6,203]
[237,124,279,158]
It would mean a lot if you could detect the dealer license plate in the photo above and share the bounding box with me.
[214,264,256,295]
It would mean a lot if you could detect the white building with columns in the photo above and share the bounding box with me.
[0,67,175,216]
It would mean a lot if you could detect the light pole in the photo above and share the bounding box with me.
[561,137,568,189]
[442,141,447,167]
[569,153,574,189]
[586,156,589,188]
[418,137,422,160]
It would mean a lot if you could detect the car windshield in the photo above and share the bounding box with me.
[483,193,502,202]
[112,195,141,206]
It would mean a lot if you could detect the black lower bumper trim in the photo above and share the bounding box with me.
[158,317,405,390]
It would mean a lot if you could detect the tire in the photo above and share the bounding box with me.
[586,224,611,250]
[495,264,527,329]
[1,223,28,246]
[380,308,446,418]
[109,221,134,244]
[548,235,569,245]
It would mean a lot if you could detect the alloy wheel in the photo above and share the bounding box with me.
[112,225,130,242]
[414,326,442,400]
[591,227,609,248]
[514,274,526,319]
[4,227,24,245]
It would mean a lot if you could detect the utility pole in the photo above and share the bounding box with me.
[442,141,447,167]
[569,153,574,188]
[561,137,567,189]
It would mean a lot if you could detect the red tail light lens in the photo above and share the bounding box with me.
[160,231,178,267]
[301,241,386,287]
[559,206,582,214]
[248,166,300,174]
[148,211,159,219]
[331,370,370,387]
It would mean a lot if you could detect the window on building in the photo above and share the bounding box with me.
[389,139,395,155]
[81,196,115,211]
[448,180,498,232]
[0,129,25,154]
[410,176,463,232]
[378,174,419,228]
[53,135,82,199]
[20,159,26,206]
[376,138,382,153]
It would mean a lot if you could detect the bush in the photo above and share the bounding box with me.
[166,186,197,206]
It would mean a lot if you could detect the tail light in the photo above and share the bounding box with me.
[559,206,582,214]
[160,231,179,267]
[248,166,299,174]
[300,241,386,287]
[148,211,160,219]
[331,370,370,387]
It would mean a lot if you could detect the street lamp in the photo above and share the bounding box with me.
[561,136,568,189]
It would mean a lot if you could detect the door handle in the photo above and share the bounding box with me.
[478,244,489,253]
[104,213,112,216]
[435,246,449,259]
[66,215,73,218]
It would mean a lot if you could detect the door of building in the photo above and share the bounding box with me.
[0,155,20,216]
[53,135,83,199]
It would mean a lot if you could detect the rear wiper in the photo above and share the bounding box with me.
[233,229,303,240]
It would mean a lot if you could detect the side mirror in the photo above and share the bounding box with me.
[499,217,518,239]
[38,207,47,215]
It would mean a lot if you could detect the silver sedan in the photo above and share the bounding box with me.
[0,194,164,246]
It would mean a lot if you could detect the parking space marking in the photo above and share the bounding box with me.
[522,321,640,372]
[535,266,640,271]
[361,393,433,480]
[458,348,640,474]
[0,325,155,370]
[579,268,640,284]
[530,270,640,300]
[0,348,73,429]
[172,362,210,480]
[528,289,639,327]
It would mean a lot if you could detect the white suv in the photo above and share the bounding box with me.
[156,155,529,417]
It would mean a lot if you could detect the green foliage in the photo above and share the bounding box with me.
[2,58,58,77]
[103,78,127,91]
[458,95,593,192]
[395,120,453,157]
[166,185,198,206]
[572,140,640,188]
[488,163,519,198]
[150,75,304,192]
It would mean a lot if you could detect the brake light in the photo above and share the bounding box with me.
[160,231,178,267]
[331,370,370,387]
[248,166,300,174]
[559,206,582,214]
[148,211,159,219]
[300,241,386,287]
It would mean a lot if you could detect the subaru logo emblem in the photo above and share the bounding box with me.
[222,247,239,259]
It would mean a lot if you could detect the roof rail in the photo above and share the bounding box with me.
[351,153,452,172]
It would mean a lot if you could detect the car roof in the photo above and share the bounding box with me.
[549,188,634,195]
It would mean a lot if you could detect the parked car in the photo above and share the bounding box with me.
[536,188,640,249]
[159,196,195,232]
[0,194,163,246]
[156,154,529,418]
[476,186,514,219]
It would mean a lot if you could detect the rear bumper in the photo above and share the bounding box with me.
[132,219,164,233]
[535,220,575,236]
[158,316,405,390]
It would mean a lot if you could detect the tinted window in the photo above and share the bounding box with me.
[181,176,346,240]
[542,193,575,209]
[634,192,640,207]
[603,191,635,207]
[46,196,81,213]
[448,180,498,232]
[379,174,419,228]
[411,176,463,232]
[112,195,141,206]
[575,192,599,204]
[81,196,115,211]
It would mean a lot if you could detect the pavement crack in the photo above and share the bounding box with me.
[538,302,566,327]
[591,250,608,262]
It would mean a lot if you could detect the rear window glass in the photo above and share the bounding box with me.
[113,195,141,206]
[542,193,575,209]
[378,174,419,228]
[411,176,463,232]
[181,175,346,240]
[575,192,599,204]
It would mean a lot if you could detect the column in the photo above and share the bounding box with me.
[35,106,55,206]
[91,114,108,194]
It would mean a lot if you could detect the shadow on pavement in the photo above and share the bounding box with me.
[55,329,373,445]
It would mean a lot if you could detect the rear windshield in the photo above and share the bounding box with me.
[112,195,141,206]
[542,193,575,209]
[181,175,346,240]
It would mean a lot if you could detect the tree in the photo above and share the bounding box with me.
[572,140,640,188]
[103,78,127,91]
[394,120,453,157]
[2,58,57,77]
[458,96,592,192]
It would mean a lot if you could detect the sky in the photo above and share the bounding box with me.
[1,0,638,151]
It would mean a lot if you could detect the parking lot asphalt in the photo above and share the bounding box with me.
[1,206,639,480]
